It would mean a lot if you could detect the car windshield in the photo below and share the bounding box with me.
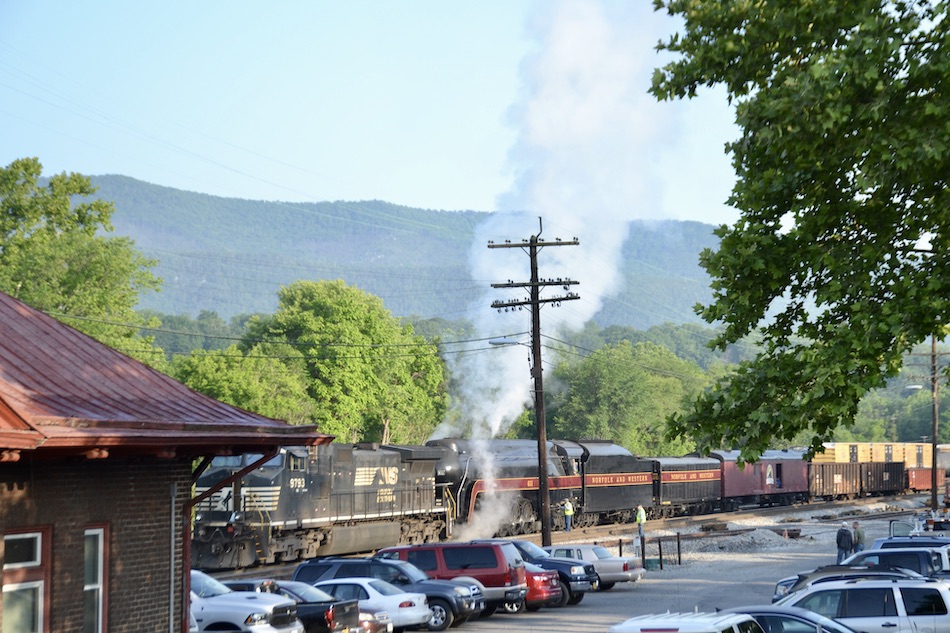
[191,571,232,598]
[285,582,335,603]
[592,546,613,559]
[516,541,550,559]
[368,580,404,596]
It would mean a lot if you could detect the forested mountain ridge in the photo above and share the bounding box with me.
[92,175,720,327]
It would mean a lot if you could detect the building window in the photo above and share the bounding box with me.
[84,526,108,633]
[3,581,43,633]
[3,529,50,633]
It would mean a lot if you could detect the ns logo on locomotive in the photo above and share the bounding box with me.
[191,439,941,571]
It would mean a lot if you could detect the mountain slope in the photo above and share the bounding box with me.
[92,175,718,328]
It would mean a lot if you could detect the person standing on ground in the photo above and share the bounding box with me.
[852,521,865,553]
[636,504,647,540]
[562,498,574,532]
[836,521,854,563]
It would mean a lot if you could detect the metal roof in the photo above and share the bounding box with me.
[0,291,332,461]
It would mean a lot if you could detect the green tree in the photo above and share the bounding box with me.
[550,341,706,456]
[652,1,950,459]
[0,158,163,363]
[243,280,447,442]
[171,344,318,424]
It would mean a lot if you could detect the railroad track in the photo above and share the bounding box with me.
[209,494,928,581]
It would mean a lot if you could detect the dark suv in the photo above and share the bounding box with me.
[377,542,528,616]
[292,557,485,631]
[476,539,599,607]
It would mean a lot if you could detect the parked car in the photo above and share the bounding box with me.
[608,612,765,633]
[514,562,561,613]
[376,542,528,615]
[543,543,644,589]
[773,565,926,602]
[292,556,484,630]
[495,538,599,607]
[842,546,950,575]
[190,569,303,633]
[223,578,360,633]
[776,577,950,633]
[720,604,861,633]
[356,610,395,633]
[314,577,431,632]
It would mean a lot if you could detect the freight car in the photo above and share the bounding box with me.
[707,450,810,511]
[192,442,448,570]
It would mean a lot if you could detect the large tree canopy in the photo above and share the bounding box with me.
[0,158,162,362]
[651,1,950,459]
[242,280,447,442]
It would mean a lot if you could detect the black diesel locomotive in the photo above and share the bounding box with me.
[191,438,932,571]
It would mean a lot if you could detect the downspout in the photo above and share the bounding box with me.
[181,449,279,633]
[169,482,177,633]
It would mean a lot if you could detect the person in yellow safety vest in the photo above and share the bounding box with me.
[636,504,646,540]
[562,499,575,532]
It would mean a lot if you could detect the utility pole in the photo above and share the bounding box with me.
[488,218,579,546]
[932,334,940,512]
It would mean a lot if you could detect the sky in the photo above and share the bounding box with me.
[0,0,739,225]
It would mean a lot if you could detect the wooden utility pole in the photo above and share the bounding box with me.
[488,218,579,545]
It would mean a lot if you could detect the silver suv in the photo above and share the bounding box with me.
[776,577,950,633]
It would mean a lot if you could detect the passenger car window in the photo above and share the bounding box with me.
[797,590,843,618]
[406,549,437,572]
[902,588,948,615]
[295,563,331,583]
[371,563,401,583]
[443,547,496,570]
[337,562,370,578]
[842,588,897,617]
[735,620,765,633]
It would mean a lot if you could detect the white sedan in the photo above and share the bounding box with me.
[544,543,645,590]
[314,577,431,631]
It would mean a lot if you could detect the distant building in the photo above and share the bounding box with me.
[0,290,331,633]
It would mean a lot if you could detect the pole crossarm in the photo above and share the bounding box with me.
[488,239,580,249]
[491,293,580,310]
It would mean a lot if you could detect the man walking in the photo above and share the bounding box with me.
[636,504,647,540]
[836,521,854,563]
[852,521,866,553]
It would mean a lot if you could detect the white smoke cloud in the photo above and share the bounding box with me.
[430,2,690,537]
[432,2,682,444]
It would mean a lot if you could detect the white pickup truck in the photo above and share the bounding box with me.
[190,570,304,633]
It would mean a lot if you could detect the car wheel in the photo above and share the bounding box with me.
[427,598,454,631]
[599,582,616,590]
[567,592,584,605]
[553,580,571,608]
[501,600,525,614]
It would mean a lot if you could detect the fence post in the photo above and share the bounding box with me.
[658,537,664,570]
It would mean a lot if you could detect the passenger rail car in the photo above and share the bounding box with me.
[192,442,447,570]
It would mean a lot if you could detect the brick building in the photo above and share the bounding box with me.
[0,291,331,633]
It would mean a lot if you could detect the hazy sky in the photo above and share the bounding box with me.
[1,1,739,225]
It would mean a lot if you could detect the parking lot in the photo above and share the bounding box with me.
[460,546,832,633]
[457,500,920,633]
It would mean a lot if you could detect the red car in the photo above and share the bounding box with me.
[502,563,562,613]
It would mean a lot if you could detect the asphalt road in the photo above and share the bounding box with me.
[456,548,834,633]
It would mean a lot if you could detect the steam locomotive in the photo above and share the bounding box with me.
[191,438,943,571]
